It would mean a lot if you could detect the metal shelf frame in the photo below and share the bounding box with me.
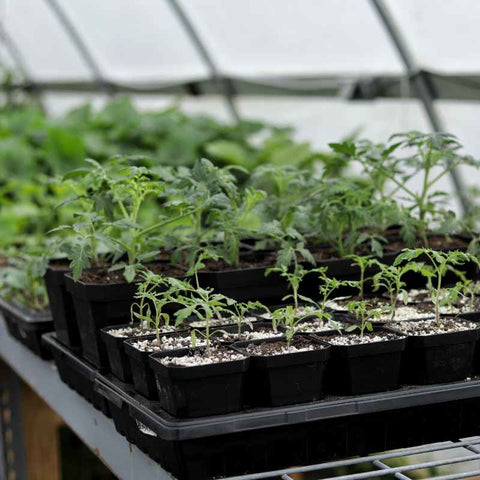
[3,314,480,480]
[0,317,171,480]
[225,438,480,479]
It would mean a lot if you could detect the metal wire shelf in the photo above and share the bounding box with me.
[225,437,480,480]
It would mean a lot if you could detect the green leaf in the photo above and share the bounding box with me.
[204,140,252,168]
[71,240,91,281]
[328,141,356,157]
[124,264,136,283]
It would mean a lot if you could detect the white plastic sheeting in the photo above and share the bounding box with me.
[54,0,208,83]
[1,0,91,80]
[3,0,480,82]
[3,0,480,212]
[181,0,403,77]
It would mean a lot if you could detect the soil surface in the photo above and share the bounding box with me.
[136,421,157,437]
[187,316,258,328]
[132,334,207,352]
[158,347,246,367]
[200,253,277,272]
[107,324,177,338]
[317,331,403,346]
[307,245,372,262]
[296,318,345,333]
[77,262,186,284]
[47,259,72,270]
[326,296,390,311]
[260,305,318,319]
[390,318,479,336]
[221,326,283,342]
[385,235,468,252]
[242,336,325,356]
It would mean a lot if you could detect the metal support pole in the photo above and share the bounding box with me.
[43,0,113,96]
[0,361,27,480]
[166,0,240,122]
[0,21,44,109]
[370,0,470,214]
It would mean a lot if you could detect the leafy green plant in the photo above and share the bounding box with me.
[0,248,49,311]
[251,165,315,232]
[230,300,268,336]
[333,133,480,246]
[55,157,195,281]
[176,286,235,356]
[312,267,354,328]
[345,300,381,338]
[458,279,480,312]
[311,180,390,258]
[131,272,192,345]
[394,248,480,325]
[348,255,377,299]
[372,261,423,321]
[270,305,306,346]
[266,263,311,316]
[208,184,265,267]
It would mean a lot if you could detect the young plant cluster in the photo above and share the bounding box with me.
[1,125,479,318]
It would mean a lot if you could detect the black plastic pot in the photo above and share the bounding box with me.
[149,347,249,418]
[65,273,139,368]
[44,263,81,351]
[318,329,406,396]
[100,324,138,383]
[0,297,53,359]
[124,334,164,399]
[302,234,478,300]
[94,369,480,480]
[42,333,110,415]
[102,325,189,384]
[232,335,330,408]
[198,262,288,304]
[197,322,284,344]
[455,312,480,374]
[300,251,399,300]
[390,323,480,385]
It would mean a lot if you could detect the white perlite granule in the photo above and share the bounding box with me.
[108,324,176,338]
[324,297,351,311]
[295,320,343,333]
[132,335,208,352]
[323,333,402,346]
[244,343,318,356]
[390,318,479,336]
[136,421,157,437]
[189,316,258,328]
[379,305,433,322]
[159,349,246,367]
[260,306,317,320]
[221,330,283,341]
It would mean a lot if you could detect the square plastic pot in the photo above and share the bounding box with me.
[124,334,164,400]
[44,264,81,351]
[319,329,407,396]
[42,333,110,415]
[454,312,480,374]
[100,324,139,383]
[149,347,249,418]
[392,324,480,385]
[103,326,189,384]
[65,273,139,368]
[0,297,53,359]
[232,335,331,408]
[197,266,288,304]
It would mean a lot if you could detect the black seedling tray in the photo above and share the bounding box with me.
[42,333,110,416]
[44,264,81,352]
[95,366,480,480]
[0,297,53,359]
